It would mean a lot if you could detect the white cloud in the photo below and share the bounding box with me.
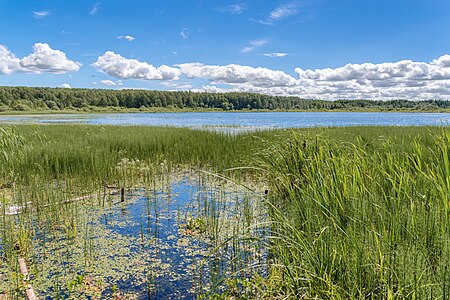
[433,54,450,68]
[89,2,101,15]
[1,43,80,75]
[177,63,297,87]
[33,11,50,19]
[240,39,268,53]
[174,84,193,90]
[270,3,298,21]
[217,4,245,15]
[3,44,450,100]
[117,35,135,42]
[234,55,450,99]
[92,51,181,80]
[0,45,21,74]
[99,79,123,86]
[294,58,450,84]
[59,83,71,88]
[264,52,288,58]
[191,85,229,94]
[183,55,450,100]
[180,28,189,40]
[255,3,299,25]
[20,43,81,73]
[160,81,193,90]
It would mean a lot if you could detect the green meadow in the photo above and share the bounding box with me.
[0,125,449,299]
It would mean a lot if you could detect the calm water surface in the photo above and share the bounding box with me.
[1,112,449,130]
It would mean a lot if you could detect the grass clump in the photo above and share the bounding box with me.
[260,129,450,299]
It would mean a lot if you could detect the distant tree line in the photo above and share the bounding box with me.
[0,86,449,112]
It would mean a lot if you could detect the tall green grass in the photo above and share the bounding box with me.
[260,128,450,299]
[1,124,450,298]
[1,125,274,188]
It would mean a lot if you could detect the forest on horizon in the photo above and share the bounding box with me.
[0,86,449,112]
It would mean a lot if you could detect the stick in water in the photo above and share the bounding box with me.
[18,258,38,300]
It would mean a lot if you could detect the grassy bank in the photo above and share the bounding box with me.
[1,125,449,298]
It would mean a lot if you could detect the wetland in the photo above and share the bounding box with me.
[0,123,449,299]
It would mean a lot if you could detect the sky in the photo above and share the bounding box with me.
[1,0,450,100]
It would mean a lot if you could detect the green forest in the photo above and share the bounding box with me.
[1,86,449,112]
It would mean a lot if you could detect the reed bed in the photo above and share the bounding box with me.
[0,124,449,299]
[0,125,272,298]
[260,128,450,299]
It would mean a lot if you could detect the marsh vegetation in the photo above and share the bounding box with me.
[0,125,449,299]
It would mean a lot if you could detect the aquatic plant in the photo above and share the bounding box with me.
[1,124,449,298]
[259,129,450,299]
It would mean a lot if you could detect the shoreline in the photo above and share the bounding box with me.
[2,107,450,116]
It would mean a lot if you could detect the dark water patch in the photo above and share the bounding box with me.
[28,173,267,299]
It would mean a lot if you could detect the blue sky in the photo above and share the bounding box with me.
[1,0,450,99]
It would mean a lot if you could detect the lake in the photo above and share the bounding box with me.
[1,112,449,130]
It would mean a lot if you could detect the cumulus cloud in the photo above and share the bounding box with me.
[0,45,21,74]
[186,55,450,100]
[33,10,50,19]
[92,51,181,80]
[240,39,268,53]
[264,52,288,58]
[217,4,245,14]
[59,83,71,88]
[433,54,450,68]
[291,56,450,99]
[177,63,297,87]
[20,43,81,73]
[117,35,135,42]
[99,79,123,86]
[89,50,450,100]
[191,85,227,94]
[0,43,80,75]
